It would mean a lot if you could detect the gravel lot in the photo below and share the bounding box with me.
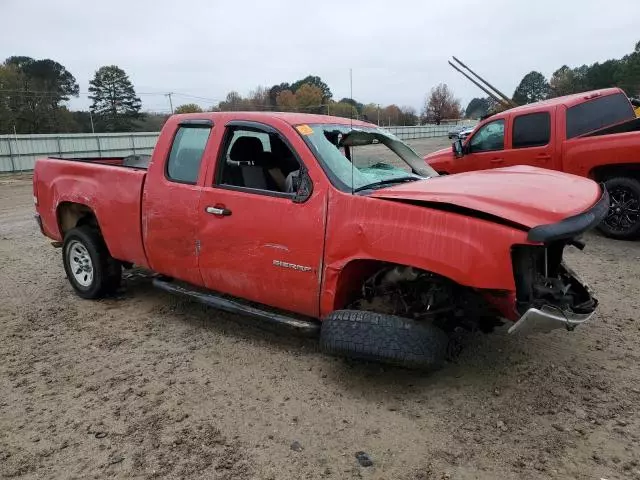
[1,137,640,479]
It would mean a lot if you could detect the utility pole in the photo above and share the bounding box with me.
[89,111,95,134]
[166,92,174,114]
[377,104,380,126]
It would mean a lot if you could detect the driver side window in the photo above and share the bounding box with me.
[469,119,505,153]
[216,127,303,195]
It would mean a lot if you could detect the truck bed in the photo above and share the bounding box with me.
[34,157,149,267]
[47,154,151,169]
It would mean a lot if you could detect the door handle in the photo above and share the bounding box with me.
[490,158,504,164]
[206,205,232,217]
[536,154,552,161]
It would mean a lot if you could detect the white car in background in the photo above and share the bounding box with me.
[457,126,475,141]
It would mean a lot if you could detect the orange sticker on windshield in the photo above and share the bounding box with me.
[296,124,313,136]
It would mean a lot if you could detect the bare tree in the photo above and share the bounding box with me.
[248,86,270,109]
[422,84,462,125]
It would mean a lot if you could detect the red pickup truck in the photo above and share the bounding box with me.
[425,88,640,239]
[34,112,605,369]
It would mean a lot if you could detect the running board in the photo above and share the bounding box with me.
[153,278,321,337]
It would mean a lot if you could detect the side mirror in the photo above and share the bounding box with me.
[452,139,464,158]
[292,171,313,203]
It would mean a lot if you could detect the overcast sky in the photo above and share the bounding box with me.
[1,0,638,113]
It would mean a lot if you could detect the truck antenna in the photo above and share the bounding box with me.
[350,68,354,195]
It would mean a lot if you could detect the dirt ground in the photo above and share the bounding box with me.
[1,137,640,479]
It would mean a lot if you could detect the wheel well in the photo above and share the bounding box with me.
[333,259,462,310]
[590,164,640,183]
[332,259,389,310]
[332,259,504,333]
[57,202,99,236]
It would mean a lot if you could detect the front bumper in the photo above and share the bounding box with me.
[508,305,595,335]
[528,188,609,242]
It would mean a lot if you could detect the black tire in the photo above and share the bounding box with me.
[598,177,640,240]
[62,226,121,299]
[320,310,449,370]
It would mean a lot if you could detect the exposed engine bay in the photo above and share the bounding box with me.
[349,265,504,333]
[348,240,597,336]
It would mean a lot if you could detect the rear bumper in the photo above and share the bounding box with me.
[508,305,595,335]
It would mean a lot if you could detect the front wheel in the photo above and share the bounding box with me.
[598,177,640,240]
[62,226,122,299]
[320,310,449,370]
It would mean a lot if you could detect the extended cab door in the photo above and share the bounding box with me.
[506,109,557,170]
[196,121,326,317]
[142,120,213,285]
[457,118,507,171]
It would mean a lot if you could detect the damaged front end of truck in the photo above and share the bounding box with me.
[346,188,608,339]
[507,189,609,335]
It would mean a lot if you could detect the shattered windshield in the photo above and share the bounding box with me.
[300,124,437,192]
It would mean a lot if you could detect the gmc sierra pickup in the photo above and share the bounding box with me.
[34,112,605,369]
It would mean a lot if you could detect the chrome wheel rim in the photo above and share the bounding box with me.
[604,186,640,233]
[67,240,94,287]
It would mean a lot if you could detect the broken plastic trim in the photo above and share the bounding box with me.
[527,188,609,242]
[508,305,595,335]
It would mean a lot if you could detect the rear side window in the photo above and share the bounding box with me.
[166,126,212,183]
[566,93,635,139]
[513,112,550,148]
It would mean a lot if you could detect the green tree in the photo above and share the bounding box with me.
[133,112,169,132]
[512,71,550,104]
[361,103,380,123]
[0,64,21,133]
[399,106,418,125]
[174,103,203,114]
[549,65,581,97]
[295,83,323,111]
[89,65,142,131]
[1,56,79,133]
[584,60,621,90]
[291,75,332,102]
[339,97,363,113]
[464,97,490,118]
[328,101,357,118]
[617,41,640,97]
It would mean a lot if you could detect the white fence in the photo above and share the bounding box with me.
[0,132,157,173]
[0,123,472,173]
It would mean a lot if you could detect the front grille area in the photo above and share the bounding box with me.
[511,243,596,316]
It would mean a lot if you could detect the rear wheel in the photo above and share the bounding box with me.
[598,177,640,240]
[62,226,121,299]
[320,310,448,370]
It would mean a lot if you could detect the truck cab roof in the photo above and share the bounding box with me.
[173,111,375,128]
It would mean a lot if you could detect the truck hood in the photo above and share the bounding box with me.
[370,166,602,228]
[423,147,455,172]
[425,147,451,159]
